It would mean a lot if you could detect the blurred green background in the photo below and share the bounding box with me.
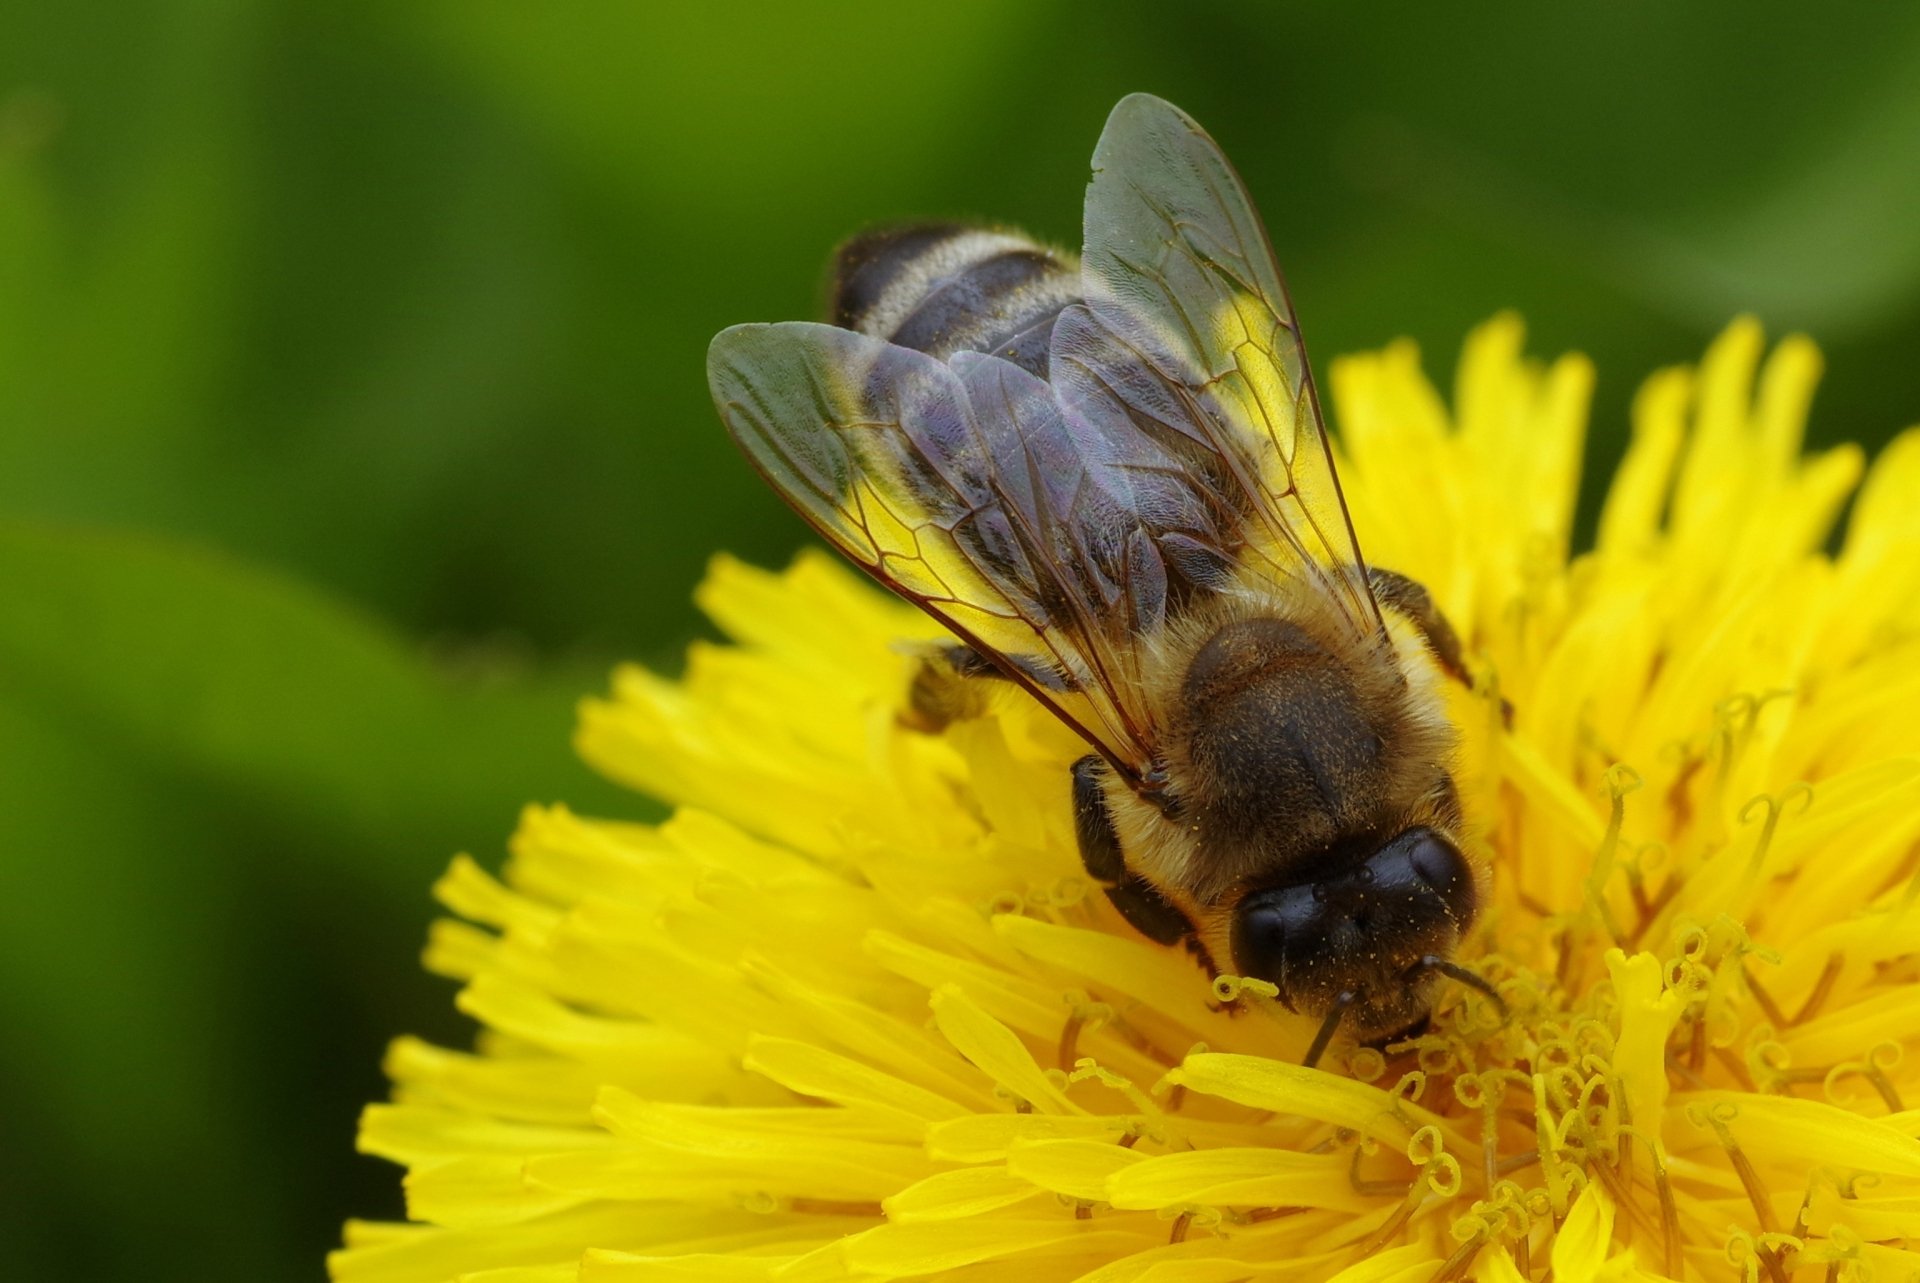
[5,2,1920,1278]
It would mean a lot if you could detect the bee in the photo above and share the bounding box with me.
[707,94,1499,1064]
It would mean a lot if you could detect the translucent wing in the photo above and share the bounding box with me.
[1062,92,1384,637]
[709,322,1230,781]
[709,94,1379,785]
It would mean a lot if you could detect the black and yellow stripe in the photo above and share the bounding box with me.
[829,223,1080,378]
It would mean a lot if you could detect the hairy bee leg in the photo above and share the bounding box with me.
[1104,878,1193,947]
[904,648,985,731]
[1368,566,1513,726]
[941,643,1076,691]
[1070,755,1126,881]
[937,643,1002,681]
[1072,754,1192,946]
[1366,567,1470,687]
[904,644,1076,732]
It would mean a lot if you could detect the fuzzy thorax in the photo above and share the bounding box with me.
[1099,569,1464,985]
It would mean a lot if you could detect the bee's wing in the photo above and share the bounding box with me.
[709,322,1222,781]
[1060,92,1384,637]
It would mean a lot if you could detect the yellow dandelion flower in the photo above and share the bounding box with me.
[332,316,1920,1283]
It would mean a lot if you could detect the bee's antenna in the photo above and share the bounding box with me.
[1302,990,1357,1070]
[1413,955,1509,1022]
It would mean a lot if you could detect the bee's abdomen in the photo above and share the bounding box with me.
[830,224,1080,378]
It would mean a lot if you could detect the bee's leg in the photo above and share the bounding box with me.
[905,644,1077,731]
[1368,567,1512,725]
[1366,567,1469,686]
[1072,754,1191,946]
[904,646,991,731]
[937,643,1003,680]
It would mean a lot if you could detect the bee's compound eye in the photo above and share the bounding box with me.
[1379,829,1476,928]
[1408,832,1459,888]
[1229,882,1318,1006]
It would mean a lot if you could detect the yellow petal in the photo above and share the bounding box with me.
[1103,1147,1364,1213]
[1551,1183,1617,1283]
[1606,949,1685,1134]
[927,984,1078,1115]
[881,1169,1042,1222]
[1323,1243,1440,1283]
[1677,1091,1920,1177]
[1161,1053,1435,1144]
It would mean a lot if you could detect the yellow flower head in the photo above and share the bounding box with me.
[333,317,1920,1283]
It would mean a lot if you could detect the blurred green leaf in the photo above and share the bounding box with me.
[388,0,1043,219]
[0,516,639,1276]
[0,518,633,886]
[0,690,288,1280]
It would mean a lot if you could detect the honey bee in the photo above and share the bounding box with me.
[707,94,1499,1064]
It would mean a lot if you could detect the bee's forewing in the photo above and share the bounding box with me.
[708,321,1164,779]
[1072,92,1383,636]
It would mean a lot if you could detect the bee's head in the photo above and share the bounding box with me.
[1228,827,1479,1046]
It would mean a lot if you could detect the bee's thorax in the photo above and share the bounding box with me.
[1179,617,1396,878]
[1102,591,1460,915]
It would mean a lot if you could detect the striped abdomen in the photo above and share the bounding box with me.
[830,224,1080,378]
